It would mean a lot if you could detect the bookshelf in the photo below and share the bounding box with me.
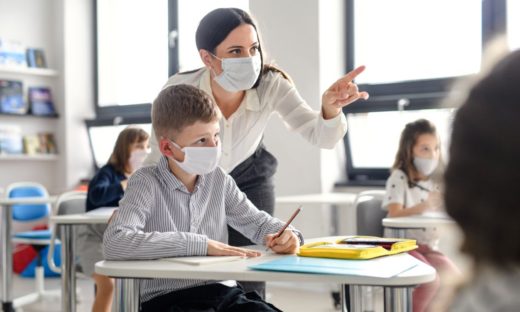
[0,154,58,161]
[0,65,59,77]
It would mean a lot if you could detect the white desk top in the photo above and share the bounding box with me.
[383,216,455,228]
[0,196,57,205]
[276,193,357,205]
[96,237,435,287]
[50,207,117,225]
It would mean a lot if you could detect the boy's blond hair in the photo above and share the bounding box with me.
[152,84,219,140]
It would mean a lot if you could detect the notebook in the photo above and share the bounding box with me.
[161,256,244,266]
[297,236,417,260]
[249,254,419,278]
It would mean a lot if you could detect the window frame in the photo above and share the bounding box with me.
[342,0,507,185]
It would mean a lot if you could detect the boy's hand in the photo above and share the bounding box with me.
[207,239,261,257]
[265,230,299,254]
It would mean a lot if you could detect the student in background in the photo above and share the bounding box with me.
[383,119,459,312]
[144,7,368,297]
[445,49,520,311]
[104,84,302,311]
[78,126,149,312]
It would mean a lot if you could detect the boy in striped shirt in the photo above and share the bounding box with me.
[103,84,302,311]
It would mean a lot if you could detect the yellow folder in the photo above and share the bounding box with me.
[298,236,417,260]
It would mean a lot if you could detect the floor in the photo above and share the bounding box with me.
[5,275,358,312]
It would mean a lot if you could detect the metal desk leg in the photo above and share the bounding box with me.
[1,204,14,312]
[60,224,76,312]
[388,228,406,239]
[114,278,140,312]
[384,286,413,312]
[349,285,364,312]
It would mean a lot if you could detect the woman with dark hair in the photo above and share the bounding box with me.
[145,7,368,297]
[445,49,520,311]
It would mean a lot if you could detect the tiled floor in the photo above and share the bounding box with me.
[6,276,345,312]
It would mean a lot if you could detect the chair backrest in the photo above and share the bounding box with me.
[47,190,87,274]
[355,190,387,237]
[6,182,50,222]
[54,191,87,216]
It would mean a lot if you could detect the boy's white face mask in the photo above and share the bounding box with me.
[212,54,261,92]
[168,140,221,175]
[413,157,438,176]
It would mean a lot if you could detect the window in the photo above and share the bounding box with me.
[94,0,248,119]
[343,0,510,184]
[86,118,152,170]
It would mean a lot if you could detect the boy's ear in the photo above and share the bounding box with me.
[158,138,175,158]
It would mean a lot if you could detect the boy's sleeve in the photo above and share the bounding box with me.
[103,170,208,260]
[222,171,303,245]
[382,170,406,209]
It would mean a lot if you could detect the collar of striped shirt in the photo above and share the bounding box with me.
[158,156,207,193]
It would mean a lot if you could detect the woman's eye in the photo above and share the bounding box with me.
[250,46,259,55]
[229,49,241,55]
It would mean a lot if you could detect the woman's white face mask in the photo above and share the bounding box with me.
[168,140,221,175]
[211,53,261,92]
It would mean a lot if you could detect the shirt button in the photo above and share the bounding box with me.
[225,123,230,128]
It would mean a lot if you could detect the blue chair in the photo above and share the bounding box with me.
[7,182,61,307]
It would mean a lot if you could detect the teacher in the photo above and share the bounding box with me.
[145,7,368,297]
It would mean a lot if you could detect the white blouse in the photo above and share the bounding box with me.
[144,68,347,173]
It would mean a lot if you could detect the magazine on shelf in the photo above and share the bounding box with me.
[297,236,418,260]
[0,80,26,115]
[37,132,57,154]
[0,125,23,155]
[26,48,47,68]
[0,38,27,67]
[23,135,41,154]
[28,87,56,116]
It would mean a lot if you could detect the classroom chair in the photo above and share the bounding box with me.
[47,190,87,275]
[355,190,387,237]
[7,182,61,308]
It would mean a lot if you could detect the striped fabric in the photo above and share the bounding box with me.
[103,156,301,303]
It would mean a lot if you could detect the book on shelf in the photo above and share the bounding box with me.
[0,80,27,115]
[0,38,27,67]
[23,135,41,155]
[0,125,23,155]
[297,236,418,260]
[26,48,47,68]
[37,132,57,154]
[28,87,56,116]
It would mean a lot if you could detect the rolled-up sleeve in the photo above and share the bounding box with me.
[268,73,347,149]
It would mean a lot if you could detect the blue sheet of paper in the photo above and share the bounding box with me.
[249,255,419,278]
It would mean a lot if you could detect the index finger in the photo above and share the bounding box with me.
[340,65,366,83]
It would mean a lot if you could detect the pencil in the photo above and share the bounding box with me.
[266,205,302,251]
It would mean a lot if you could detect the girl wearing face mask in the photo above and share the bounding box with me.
[383,119,459,312]
[78,126,149,312]
[145,8,369,298]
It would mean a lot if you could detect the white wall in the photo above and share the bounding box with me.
[250,0,348,238]
[58,0,96,192]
